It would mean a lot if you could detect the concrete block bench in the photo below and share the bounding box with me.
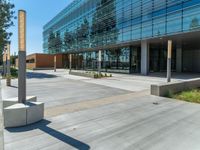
[4,101,44,128]
[3,96,37,108]
[151,78,200,97]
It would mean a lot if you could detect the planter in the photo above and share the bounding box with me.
[69,71,112,79]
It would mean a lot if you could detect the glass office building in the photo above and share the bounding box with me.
[43,0,200,74]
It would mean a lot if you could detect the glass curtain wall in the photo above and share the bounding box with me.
[149,42,176,72]
[71,47,131,73]
[102,47,130,73]
[44,0,200,54]
[71,52,98,71]
[43,0,200,73]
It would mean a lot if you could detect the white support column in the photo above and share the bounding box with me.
[141,40,149,75]
[176,43,182,73]
[98,50,102,74]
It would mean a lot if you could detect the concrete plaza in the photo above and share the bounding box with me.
[1,69,200,150]
[0,87,4,150]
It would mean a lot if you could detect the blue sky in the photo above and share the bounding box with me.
[9,0,74,55]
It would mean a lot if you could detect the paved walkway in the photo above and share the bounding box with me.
[1,70,200,150]
[33,69,200,92]
[4,95,200,150]
[38,69,200,91]
[0,80,4,150]
[45,90,149,117]
[2,71,130,108]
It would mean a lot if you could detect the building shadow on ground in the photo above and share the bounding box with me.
[26,72,58,79]
[6,119,90,150]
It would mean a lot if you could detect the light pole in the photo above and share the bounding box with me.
[54,55,56,72]
[3,9,44,128]
[167,40,172,83]
[3,47,7,76]
[69,54,72,72]
[98,50,102,74]
[18,10,26,103]
[6,42,11,86]
[6,42,11,75]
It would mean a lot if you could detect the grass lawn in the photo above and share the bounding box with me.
[172,89,200,104]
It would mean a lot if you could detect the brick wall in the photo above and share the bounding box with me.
[15,53,65,69]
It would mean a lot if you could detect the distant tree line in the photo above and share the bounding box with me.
[190,17,200,31]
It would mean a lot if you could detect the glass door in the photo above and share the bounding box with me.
[130,46,141,73]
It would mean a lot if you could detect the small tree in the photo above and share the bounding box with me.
[80,18,89,39]
[48,31,55,54]
[10,54,17,66]
[0,0,15,64]
[190,17,200,31]
[106,49,122,69]
[48,31,62,54]
[75,18,90,49]
[54,32,62,53]
[64,30,74,50]
[91,0,118,47]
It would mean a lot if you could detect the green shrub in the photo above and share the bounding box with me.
[84,71,112,79]
[94,74,98,78]
[11,67,18,78]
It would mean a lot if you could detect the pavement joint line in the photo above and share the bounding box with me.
[3,94,160,146]
[45,90,150,117]
[4,97,186,147]
[3,95,169,146]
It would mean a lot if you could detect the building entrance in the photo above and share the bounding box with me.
[182,39,200,73]
[149,42,176,72]
[130,46,141,73]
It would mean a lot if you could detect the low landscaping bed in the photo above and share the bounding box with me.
[170,88,200,104]
[69,71,112,79]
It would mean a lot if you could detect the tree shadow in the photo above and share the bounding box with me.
[26,72,58,79]
[8,85,18,88]
[6,119,90,150]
